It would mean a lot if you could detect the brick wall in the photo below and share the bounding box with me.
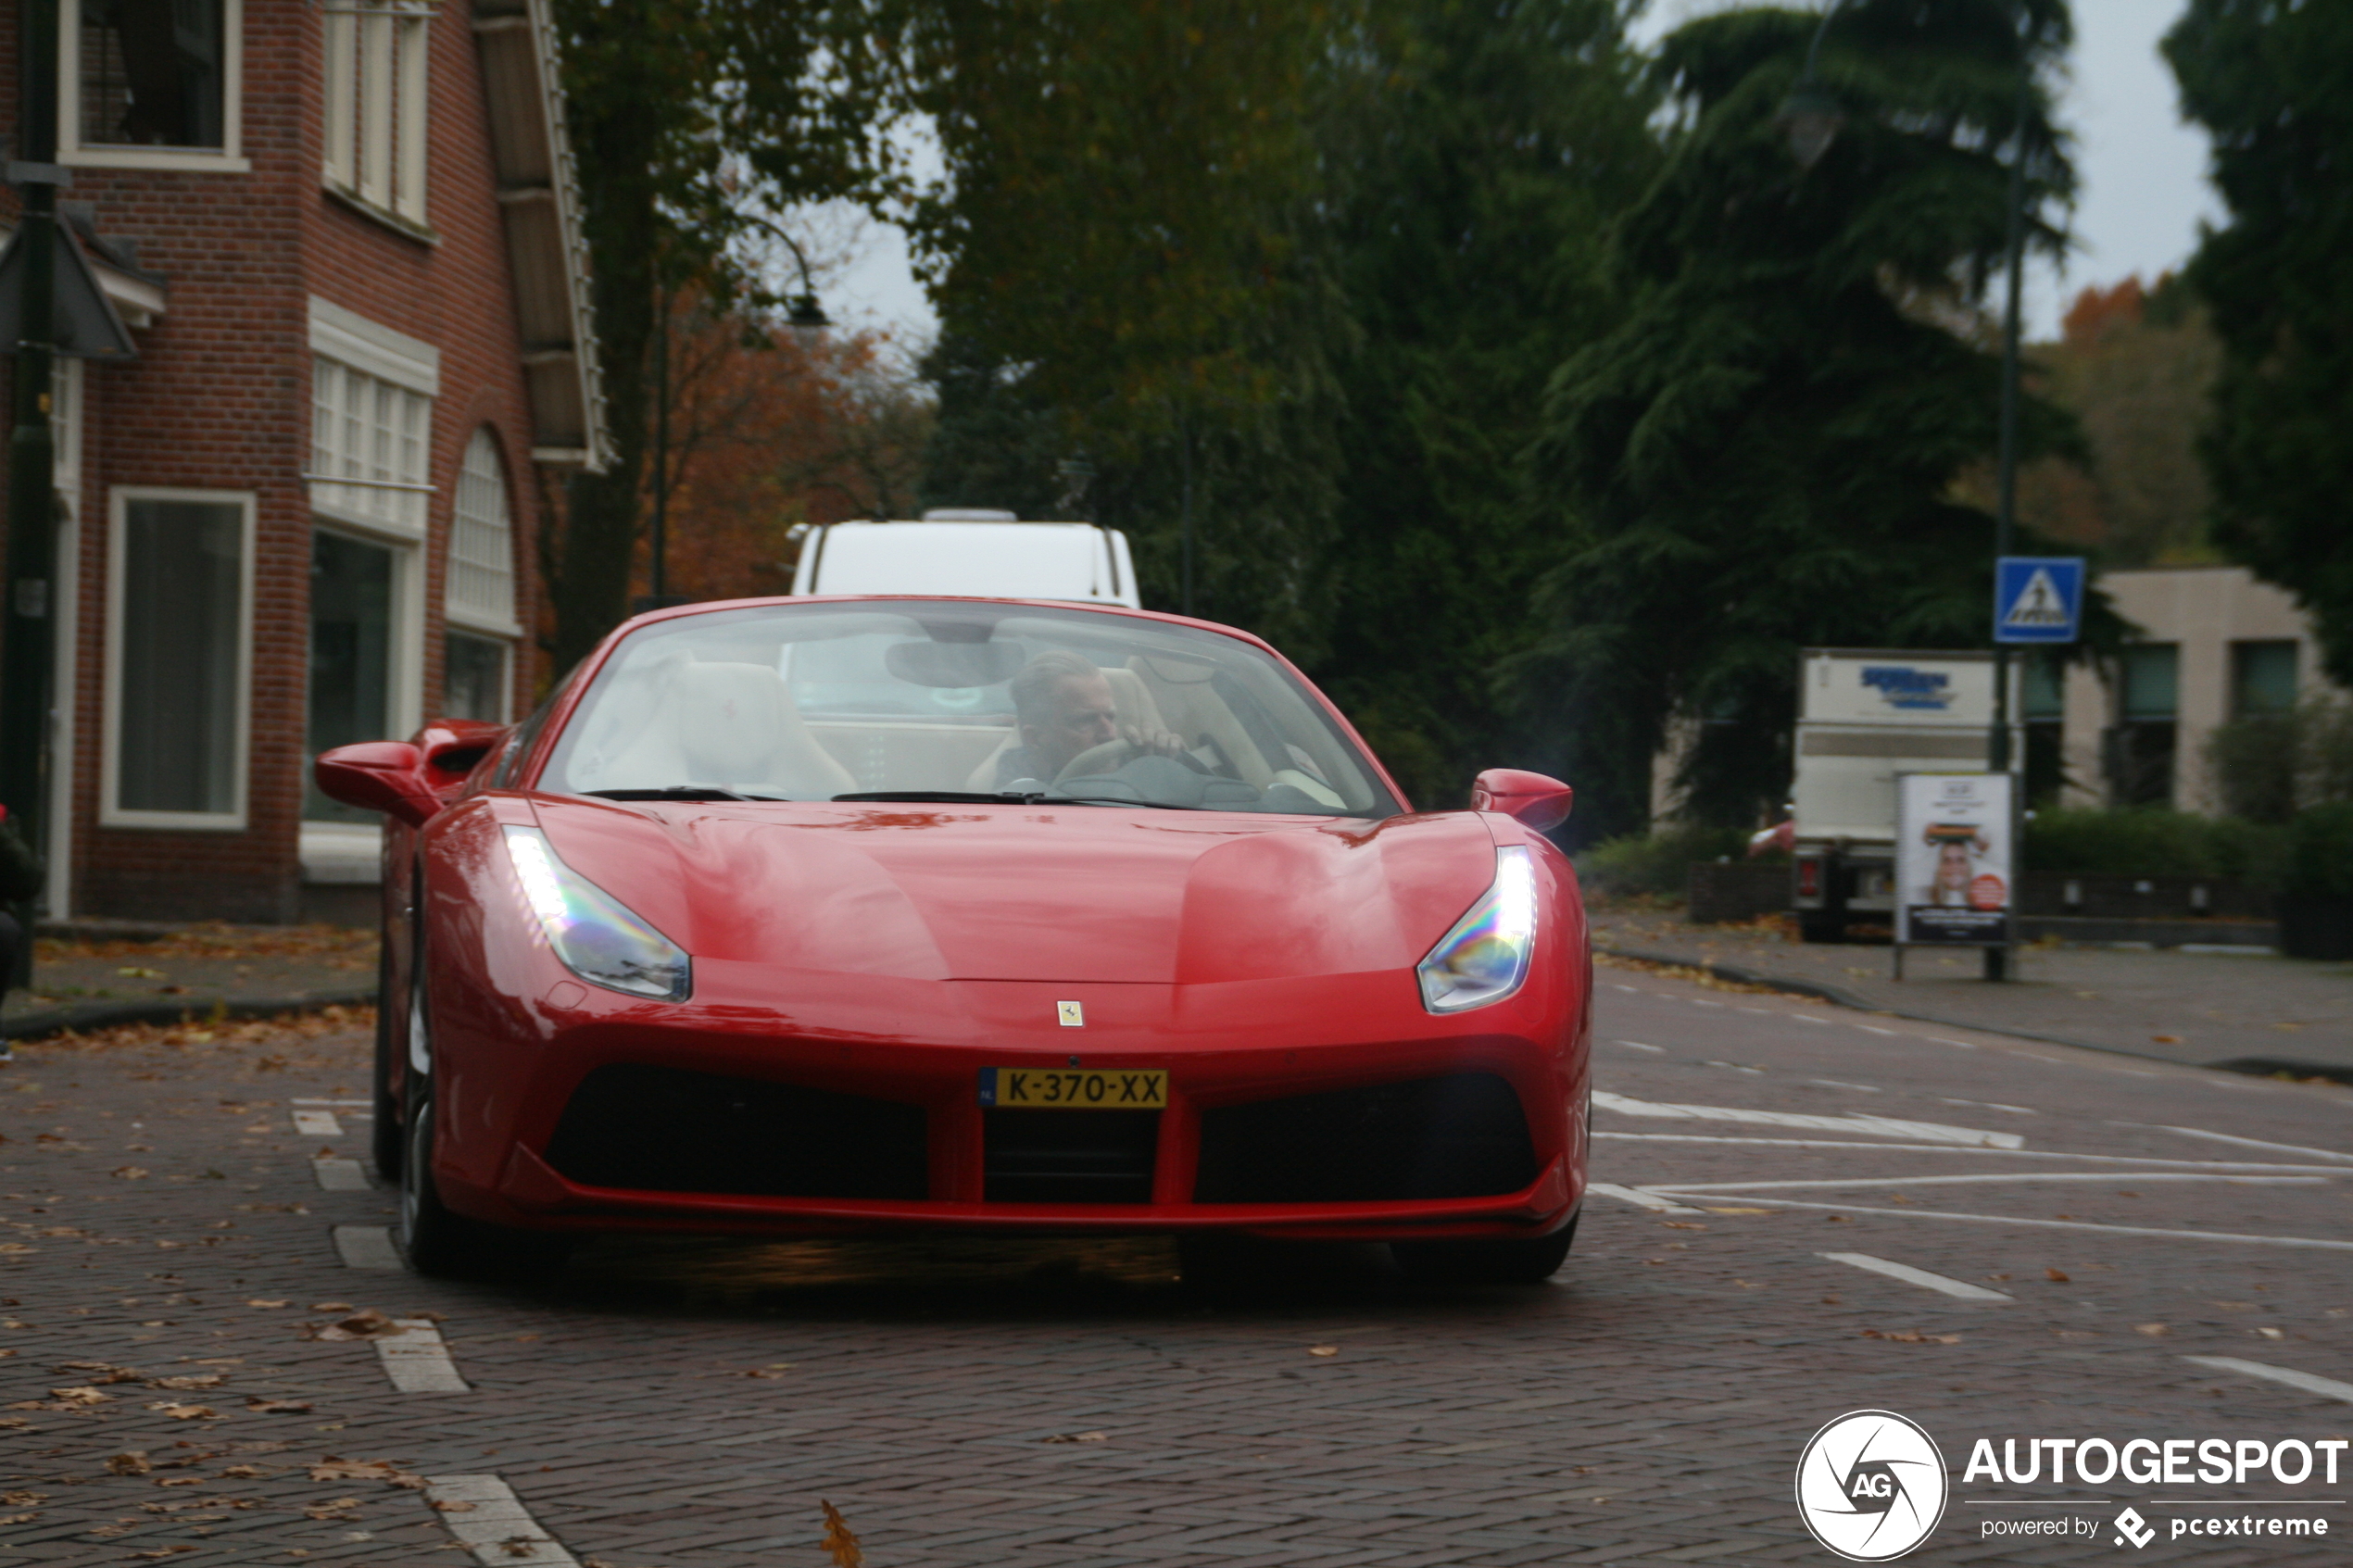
[0,0,550,922]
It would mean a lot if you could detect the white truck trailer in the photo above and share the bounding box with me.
[1791,648,2020,943]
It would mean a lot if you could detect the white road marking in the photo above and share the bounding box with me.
[2134,1126,2353,1166]
[1820,1252,2014,1301]
[423,1475,577,1565]
[1855,1025,1897,1036]
[1810,1079,1883,1093]
[312,1158,370,1191]
[1691,999,1725,1009]
[1654,1173,2327,1192]
[291,1110,342,1136]
[1611,984,1637,992]
[378,1318,471,1393]
[1593,1090,2023,1148]
[1738,1007,1769,1014]
[1706,1060,1765,1074]
[1588,1182,1706,1215]
[1611,1040,1666,1053]
[1930,1037,1980,1050]
[1793,1014,1829,1024]
[2180,1358,2353,1406]
[1650,1195,2353,1251]
[1592,1133,2349,1172]
[1941,1098,2037,1115]
[333,1223,401,1270]
[293,1098,371,1107]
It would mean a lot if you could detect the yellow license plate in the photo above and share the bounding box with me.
[980,1067,1167,1110]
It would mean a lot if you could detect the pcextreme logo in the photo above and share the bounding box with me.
[1795,1411,1950,1562]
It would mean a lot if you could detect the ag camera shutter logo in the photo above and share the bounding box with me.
[1795,1411,1949,1561]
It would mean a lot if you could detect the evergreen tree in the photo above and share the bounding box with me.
[2165,0,2353,685]
[1516,0,2079,838]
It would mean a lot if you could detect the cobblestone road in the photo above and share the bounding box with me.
[2,965,2347,1567]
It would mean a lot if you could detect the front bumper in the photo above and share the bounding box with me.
[434,962,1587,1241]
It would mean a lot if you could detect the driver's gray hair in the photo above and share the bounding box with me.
[1010,650,1104,728]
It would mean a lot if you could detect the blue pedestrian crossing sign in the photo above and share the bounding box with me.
[1994,557,2085,644]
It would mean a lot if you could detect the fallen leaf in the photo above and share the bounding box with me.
[304,1498,363,1522]
[217,1465,267,1479]
[2151,1035,2181,1044]
[1040,1431,1108,1444]
[148,1376,221,1391]
[501,1539,539,1559]
[1660,1222,1707,1231]
[303,1311,400,1342]
[0,1512,34,1525]
[307,1458,421,1486]
[820,1499,864,1568]
[432,1499,478,1513]
[111,1167,149,1180]
[127,1549,196,1560]
[2256,1327,2284,1339]
[1307,1345,1339,1357]
[155,1477,202,1488]
[1859,1330,1961,1345]
[147,1404,217,1421]
[107,1452,152,1475]
[0,1490,44,1506]
[244,1398,310,1414]
[2134,1323,2170,1337]
[308,1303,353,1313]
[2045,1268,2070,1283]
[244,1299,287,1310]
[50,1386,112,1406]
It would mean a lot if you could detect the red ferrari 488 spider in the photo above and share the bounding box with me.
[316,597,1589,1282]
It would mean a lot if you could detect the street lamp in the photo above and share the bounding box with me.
[1776,1,1848,169]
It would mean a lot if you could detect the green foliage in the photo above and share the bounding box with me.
[2166,0,2353,686]
[898,0,1350,655]
[547,0,900,674]
[1310,0,1659,809]
[2020,807,2288,887]
[1574,824,1755,900]
[2204,696,2353,825]
[2285,803,2353,900]
[1511,0,2086,840]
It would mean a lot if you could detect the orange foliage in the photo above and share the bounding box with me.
[634,295,932,605]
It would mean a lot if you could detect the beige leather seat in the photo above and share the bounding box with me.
[598,659,857,797]
[963,665,1170,790]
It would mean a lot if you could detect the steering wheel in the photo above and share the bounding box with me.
[1053,738,1144,784]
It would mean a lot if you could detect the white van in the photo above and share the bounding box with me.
[789,511,1141,608]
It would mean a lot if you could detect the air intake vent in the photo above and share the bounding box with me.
[983,1109,1158,1203]
[546,1064,927,1199]
[1194,1073,1538,1203]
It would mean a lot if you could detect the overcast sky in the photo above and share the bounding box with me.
[812,0,2219,350]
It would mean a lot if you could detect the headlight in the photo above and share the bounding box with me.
[1416,847,1538,1013]
[503,825,691,1001]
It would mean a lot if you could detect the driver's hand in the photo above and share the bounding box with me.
[1122,724,1188,759]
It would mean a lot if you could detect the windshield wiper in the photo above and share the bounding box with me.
[587,785,791,802]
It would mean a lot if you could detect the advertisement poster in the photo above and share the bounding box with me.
[1895,771,2015,947]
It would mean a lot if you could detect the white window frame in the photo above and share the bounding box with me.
[321,2,432,228]
[58,0,249,174]
[100,486,256,832]
[307,295,439,540]
[447,427,521,637]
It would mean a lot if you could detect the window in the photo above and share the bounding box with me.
[2108,644,2179,808]
[310,358,431,535]
[2231,640,2299,720]
[305,531,398,822]
[447,429,516,629]
[61,0,245,170]
[104,490,252,828]
[321,2,429,226]
[444,631,509,722]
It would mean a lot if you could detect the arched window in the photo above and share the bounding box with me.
[445,428,516,721]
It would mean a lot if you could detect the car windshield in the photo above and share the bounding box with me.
[537,601,1400,818]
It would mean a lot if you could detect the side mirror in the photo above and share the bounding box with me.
[314,742,442,829]
[1471,768,1573,833]
[418,719,511,799]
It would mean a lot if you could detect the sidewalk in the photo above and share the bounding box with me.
[1589,903,2353,1079]
[1,921,376,1039]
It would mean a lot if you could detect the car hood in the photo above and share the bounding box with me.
[529,798,1499,985]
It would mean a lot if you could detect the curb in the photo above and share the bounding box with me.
[1,987,376,1043]
[1592,944,2353,1086]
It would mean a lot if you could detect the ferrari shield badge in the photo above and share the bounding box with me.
[1057,1001,1085,1027]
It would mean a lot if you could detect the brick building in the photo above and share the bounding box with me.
[0,0,606,922]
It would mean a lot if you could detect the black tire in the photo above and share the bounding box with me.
[1393,1216,1578,1285]
[396,1088,486,1278]
[370,941,403,1180]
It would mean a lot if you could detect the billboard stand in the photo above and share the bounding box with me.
[1892,771,2016,984]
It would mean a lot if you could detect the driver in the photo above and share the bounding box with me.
[996,650,1187,788]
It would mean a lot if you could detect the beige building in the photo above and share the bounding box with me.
[2046,566,2341,812]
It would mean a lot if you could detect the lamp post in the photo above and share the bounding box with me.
[1982,47,2034,985]
[1,0,65,954]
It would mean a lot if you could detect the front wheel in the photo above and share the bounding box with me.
[1393,1216,1578,1285]
[370,942,403,1179]
[397,1091,484,1278]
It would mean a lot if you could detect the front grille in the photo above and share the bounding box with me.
[1193,1073,1539,1203]
[983,1109,1158,1203]
[545,1063,928,1199]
